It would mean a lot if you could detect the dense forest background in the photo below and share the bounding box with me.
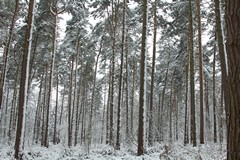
[0,0,239,159]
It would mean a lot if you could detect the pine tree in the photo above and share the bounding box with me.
[225,0,240,159]
[14,0,36,158]
[137,0,148,156]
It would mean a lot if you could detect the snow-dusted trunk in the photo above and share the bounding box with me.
[67,56,74,147]
[53,69,59,145]
[214,0,228,114]
[212,45,217,143]
[108,0,119,146]
[116,0,126,150]
[148,0,157,146]
[137,0,148,156]
[130,61,135,145]
[74,39,81,146]
[184,64,189,145]
[143,0,149,150]
[196,0,204,144]
[44,11,57,147]
[188,0,196,147]
[14,0,36,158]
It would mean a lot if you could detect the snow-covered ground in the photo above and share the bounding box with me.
[0,142,226,160]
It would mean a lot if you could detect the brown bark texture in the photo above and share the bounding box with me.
[14,0,35,158]
[225,0,240,159]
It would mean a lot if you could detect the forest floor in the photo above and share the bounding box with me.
[0,141,226,160]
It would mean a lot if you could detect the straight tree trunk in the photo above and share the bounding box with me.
[44,8,57,148]
[174,89,178,141]
[184,64,189,145]
[130,61,135,144]
[196,0,204,144]
[169,69,176,143]
[53,69,59,145]
[214,0,228,112]
[106,68,111,144]
[125,35,129,143]
[58,85,65,143]
[116,0,126,150]
[213,43,217,143]
[74,39,81,146]
[148,0,157,146]
[14,0,36,158]
[101,83,107,144]
[188,0,196,147]
[41,64,48,146]
[225,1,240,159]
[68,56,74,147]
[107,0,120,146]
[205,76,210,142]
[137,0,148,155]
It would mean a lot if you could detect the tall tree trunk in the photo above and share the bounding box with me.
[225,1,240,159]
[106,68,111,144]
[214,0,228,113]
[107,0,120,146]
[44,9,57,148]
[169,69,176,143]
[148,0,157,146]
[14,0,36,158]
[130,61,135,144]
[68,56,74,147]
[41,64,48,146]
[184,64,189,145]
[188,0,196,147]
[101,83,107,144]
[137,0,148,155]
[53,69,59,145]
[125,34,129,143]
[0,0,19,111]
[205,76,210,142]
[196,0,204,144]
[116,0,126,150]
[213,43,217,143]
[219,83,224,144]
[74,38,81,146]
[174,88,178,141]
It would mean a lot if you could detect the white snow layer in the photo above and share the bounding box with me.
[0,142,226,160]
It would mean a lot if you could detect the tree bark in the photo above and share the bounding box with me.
[188,0,196,147]
[213,43,217,143]
[14,0,36,158]
[116,0,126,150]
[225,1,240,159]
[184,64,189,145]
[148,0,157,146]
[137,0,148,155]
[196,0,204,144]
[214,0,228,113]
